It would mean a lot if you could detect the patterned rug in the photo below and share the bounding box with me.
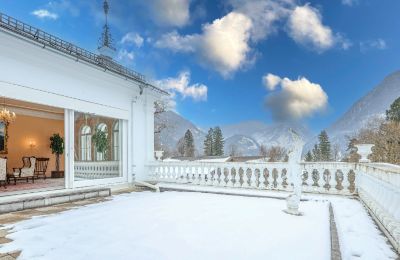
[0,178,64,196]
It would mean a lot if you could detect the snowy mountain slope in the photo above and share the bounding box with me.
[222,121,270,138]
[305,70,400,154]
[156,111,313,156]
[156,111,206,155]
[224,135,260,156]
[222,121,313,150]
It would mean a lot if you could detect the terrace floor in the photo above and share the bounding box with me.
[0,190,398,260]
[0,179,64,197]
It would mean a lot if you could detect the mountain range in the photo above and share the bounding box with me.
[156,71,400,157]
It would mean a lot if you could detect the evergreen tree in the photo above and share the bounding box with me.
[312,144,320,162]
[184,129,195,157]
[386,97,400,122]
[305,151,313,162]
[212,127,224,156]
[345,137,359,162]
[318,130,332,161]
[203,128,214,156]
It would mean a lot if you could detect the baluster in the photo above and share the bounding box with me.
[193,166,199,185]
[264,169,271,190]
[200,165,207,185]
[305,168,313,192]
[259,168,266,190]
[182,166,187,183]
[189,166,196,184]
[276,169,283,190]
[211,167,218,186]
[242,168,250,188]
[250,168,257,188]
[159,166,164,181]
[207,166,213,186]
[218,166,225,187]
[312,169,320,192]
[342,170,350,194]
[227,168,234,187]
[165,166,170,181]
[234,168,241,188]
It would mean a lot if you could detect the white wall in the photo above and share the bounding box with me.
[0,29,161,186]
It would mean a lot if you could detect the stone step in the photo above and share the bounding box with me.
[0,188,111,214]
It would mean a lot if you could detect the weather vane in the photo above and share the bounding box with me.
[98,0,116,58]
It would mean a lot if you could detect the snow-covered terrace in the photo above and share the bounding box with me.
[146,157,400,258]
[0,152,399,259]
[0,191,397,259]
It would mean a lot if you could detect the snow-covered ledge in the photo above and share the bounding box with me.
[357,163,400,253]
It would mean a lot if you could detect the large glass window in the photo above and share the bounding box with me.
[74,112,122,180]
[80,125,92,161]
[113,121,119,161]
[95,123,108,161]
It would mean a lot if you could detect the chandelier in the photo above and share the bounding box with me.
[0,97,16,123]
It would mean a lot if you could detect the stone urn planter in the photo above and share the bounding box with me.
[355,144,374,163]
[155,150,164,161]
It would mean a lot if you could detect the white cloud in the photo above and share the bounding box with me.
[156,71,208,102]
[31,9,59,20]
[149,0,191,27]
[287,5,335,52]
[228,0,294,42]
[360,39,387,52]
[341,0,359,6]
[155,1,349,77]
[117,49,135,63]
[155,12,253,77]
[265,75,328,121]
[121,33,144,48]
[199,12,253,77]
[263,73,282,91]
[154,31,198,52]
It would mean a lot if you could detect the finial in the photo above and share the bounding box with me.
[103,0,109,15]
[98,0,116,58]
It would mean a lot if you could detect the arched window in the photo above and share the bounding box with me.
[80,125,92,161]
[113,121,120,161]
[95,123,108,161]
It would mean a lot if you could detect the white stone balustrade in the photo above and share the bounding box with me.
[148,162,291,191]
[301,162,358,195]
[147,161,360,195]
[74,161,120,180]
[357,163,400,252]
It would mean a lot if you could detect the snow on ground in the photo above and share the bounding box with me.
[329,197,397,260]
[0,192,330,260]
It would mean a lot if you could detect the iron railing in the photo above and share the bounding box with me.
[0,12,168,95]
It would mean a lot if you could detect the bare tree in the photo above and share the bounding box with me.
[266,146,287,162]
[259,144,267,157]
[352,120,400,165]
[154,100,167,135]
[154,100,170,152]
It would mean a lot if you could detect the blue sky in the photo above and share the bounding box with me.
[1,0,399,133]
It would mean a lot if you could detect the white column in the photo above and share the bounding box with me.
[64,109,74,189]
[131,92,156,181]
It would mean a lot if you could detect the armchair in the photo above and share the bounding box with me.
[13,156,36,183]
